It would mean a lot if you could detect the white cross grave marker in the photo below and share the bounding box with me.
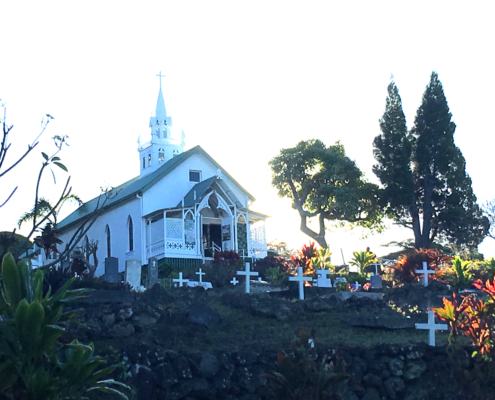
[196,268,205,283]
[289,267,313,300]
[172,272,189,287]
[354,281,361,290]
[316,269,332,288]
[230,277,239,286]
[415,261,435,287]
[415,309,448,346]
[237,262,259,293]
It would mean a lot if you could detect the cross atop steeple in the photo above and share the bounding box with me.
[156,71,165,89]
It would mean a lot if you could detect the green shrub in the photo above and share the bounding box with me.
[265,266,289,286]
[0,253,129,399]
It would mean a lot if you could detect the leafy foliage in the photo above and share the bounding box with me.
[349,250,377,275]
[33,223,63,259]
[0,232,33,265]
[254,255,295,280]
[264,328,349,399]
[390,248,451,285]
[270,139,383,248]
[311,247,333,273]
[437,256,473,291]
[0,252,129,399]
[291,242,318,275]
[432,278,495,360]
[373,74,488,249]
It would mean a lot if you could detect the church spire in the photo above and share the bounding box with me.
[155,71,167,120]
[139,72,185,178]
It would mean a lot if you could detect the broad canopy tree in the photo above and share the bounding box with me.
[270,140,382,249]
[373,73,488,250]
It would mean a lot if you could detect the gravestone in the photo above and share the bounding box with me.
[103,257,121,282]
[316,269,332,288]
[125,259,142,290]
[147,257,159,288]
[196,268,205,283]
[230,277,239,286]
[370,275,382,289]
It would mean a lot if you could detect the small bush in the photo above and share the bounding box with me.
[390,249,451,285]
[254,256,295,279]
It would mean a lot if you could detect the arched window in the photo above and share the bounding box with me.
[105,225,111,258]
[128,216,134,252]
[159,148,164,163]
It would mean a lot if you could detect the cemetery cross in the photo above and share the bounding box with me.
[230,277,239,286]
[415,309,448,346]
[236,262,259,293]
[415,261,435,287]
[172,272,189,288]
[289,267,313,300]
[196,268,205,283]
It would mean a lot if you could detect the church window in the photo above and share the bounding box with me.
[128,217,134,252]
[142,157,145,169]
[189,170,201,182]
[148,153,152,166]
[156,128,160,138]
[163,128,168,139]
[159,148,164,163]
[105,225,111,257]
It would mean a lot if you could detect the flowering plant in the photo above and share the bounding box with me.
[363,282,371,291]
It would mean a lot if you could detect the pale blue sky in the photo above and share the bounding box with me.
[1,1,494,261]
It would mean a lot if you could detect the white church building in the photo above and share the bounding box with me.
[57,77,268,276]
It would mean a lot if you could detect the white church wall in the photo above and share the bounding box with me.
[143,153,233,215]
[58,197,142,276]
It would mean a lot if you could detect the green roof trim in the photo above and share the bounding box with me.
[57,146,255,231]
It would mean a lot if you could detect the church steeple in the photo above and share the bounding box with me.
[138,72,185,178]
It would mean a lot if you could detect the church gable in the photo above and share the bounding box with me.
[142,150,252,216]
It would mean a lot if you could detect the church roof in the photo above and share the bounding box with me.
[57,146,255,231]
[181,176,218,208]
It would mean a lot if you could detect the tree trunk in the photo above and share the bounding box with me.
[298,213,328,249]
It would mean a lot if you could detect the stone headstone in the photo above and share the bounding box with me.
[316,269,332,288]
[103,257,121,282]
[125,259,142,290]
[370,275,382,289]
[147,257,159,288]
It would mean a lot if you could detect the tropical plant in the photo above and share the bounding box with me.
[33,222,63,259]
[390,248,451,285]
[0,252,129,399]
[311,247,333,273]
[17,194,83,228]
[432,278,495,360]
[292,242,318,275]
[348,250,377,275]
[437,256,473,291]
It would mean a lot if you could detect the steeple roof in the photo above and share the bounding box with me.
[155,87,167,121]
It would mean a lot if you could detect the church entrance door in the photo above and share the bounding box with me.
[202,223,222,257]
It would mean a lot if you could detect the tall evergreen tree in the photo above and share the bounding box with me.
[373,72,488,250]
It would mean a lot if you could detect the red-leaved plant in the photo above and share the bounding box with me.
[432,278,495,360]
[291,242,318,275]
[390,248,452,285]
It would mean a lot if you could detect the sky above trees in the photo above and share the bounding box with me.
[1,1,494,261]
